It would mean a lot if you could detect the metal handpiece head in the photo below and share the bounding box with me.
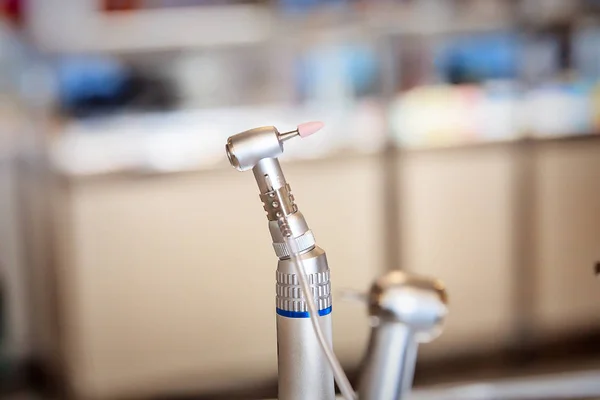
[368,271,448,342]
[225,122,324,171]
[358,272,447,400]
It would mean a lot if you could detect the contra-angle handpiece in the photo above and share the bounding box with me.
[226,122,352,400]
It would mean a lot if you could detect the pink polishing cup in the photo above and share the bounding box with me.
[297,121,324,138]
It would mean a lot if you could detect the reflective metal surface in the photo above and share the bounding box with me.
[267,369,600,400]
[276,247,334,400]
[226,125,336,400]
[226,126,283,172]
[358,271,448,400]
[409,369,600,400]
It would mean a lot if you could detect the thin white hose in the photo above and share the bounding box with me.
[282,232,357,400]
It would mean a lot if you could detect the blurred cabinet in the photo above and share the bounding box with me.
[285,159,385,366]
[533,140,600,338]
[0,157,30,360]
[399,140,600,357]
[399,147,516,359]
[35,139,600,398]
[54,157,383,399]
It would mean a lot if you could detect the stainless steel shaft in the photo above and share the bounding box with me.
[255,158,335,400]
[359,322,418,399]
[226,125,335,400]
[275,248,334,400]
[358,271,448,400]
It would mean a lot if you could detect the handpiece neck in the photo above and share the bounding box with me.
[253,158,314,259]
[253,158,287,194]
[359,322,418,400]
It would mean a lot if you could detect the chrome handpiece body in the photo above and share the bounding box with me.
[226,124,335,400]
[358,271,448,400]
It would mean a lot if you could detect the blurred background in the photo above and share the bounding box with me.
[1,0,600,398]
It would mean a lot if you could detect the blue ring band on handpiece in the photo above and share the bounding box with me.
[276,306,332,319]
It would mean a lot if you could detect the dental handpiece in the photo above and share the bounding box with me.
[358,271,448,400]
[226,122,336,400]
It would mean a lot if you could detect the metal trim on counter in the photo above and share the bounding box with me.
[397,134,600,154]
[409,369,600,400]
[262,369,600,400]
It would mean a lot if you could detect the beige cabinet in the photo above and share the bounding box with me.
[0,158,30,360]
[38,140,600,398]
[53,157,384,399]
[400,147,516,358]
[533,141,600,338]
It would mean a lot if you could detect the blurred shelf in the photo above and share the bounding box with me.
[397,133,600,154]
[52,133,600,182]
[27,5,274,53]
[397,138,521,154]
[25,3,514,54]
[48,102,388,180]
[369,9,513,36]
[529,132,600,145]
[49,115,600,181]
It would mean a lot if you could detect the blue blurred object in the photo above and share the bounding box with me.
[57,56,130,108]
[435,32,520,83]
[277,0,350,14]
[295,43,379,101]
[574,26,600,81]
[55,55,176,117]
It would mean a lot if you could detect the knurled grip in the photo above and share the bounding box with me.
[276,270,332,312]
[272,231,316,259]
